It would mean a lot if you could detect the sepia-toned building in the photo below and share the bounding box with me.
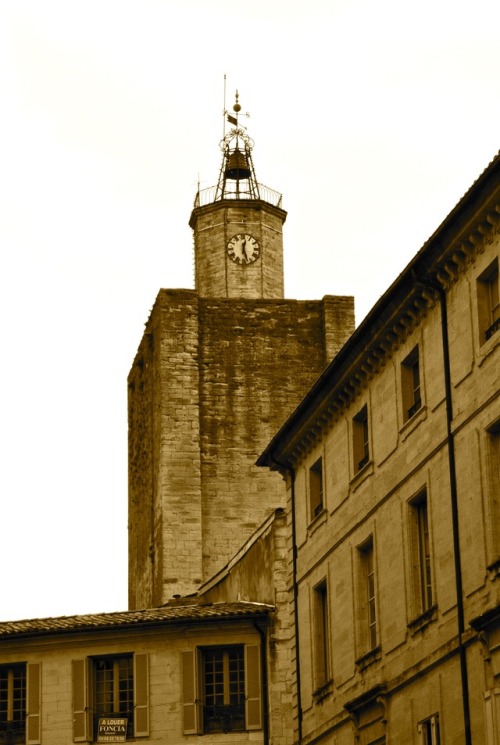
[0,506,293,745]
[1,96,498,745]
[127,95,354,608]
[258,151,500,744]
[0,601,273,745]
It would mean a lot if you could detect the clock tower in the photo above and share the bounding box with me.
[128,93,355,609]
[190,92,286,299]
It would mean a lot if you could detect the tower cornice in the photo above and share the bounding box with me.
[189,198,287,230]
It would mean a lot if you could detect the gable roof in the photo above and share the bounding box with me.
[0,601,274,639]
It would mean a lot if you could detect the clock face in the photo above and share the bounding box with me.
[227,233,260,265]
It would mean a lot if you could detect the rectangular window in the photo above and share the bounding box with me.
[402,346,422,421]
[353,405,370,472]
[313,580,330,689]
[477,258,500,343]
[93,656,134,738]
[309,457,324,520]
[486,421,500,560]
[410,490,433,614]
[359,537,377,652]
[418,714,440,744]
[182,645,262,735]
[202,646,245,733]
[73,653,149,742]
[0,665,26,744]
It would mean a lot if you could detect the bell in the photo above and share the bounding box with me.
[225,149,251,180]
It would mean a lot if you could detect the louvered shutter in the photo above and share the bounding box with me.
[26,663,41,745]
[182,650,202,734]
[134,653,149,737]
[244,644,262,730]
[72,659,92,742]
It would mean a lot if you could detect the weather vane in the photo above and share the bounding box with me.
[223,76,250,138]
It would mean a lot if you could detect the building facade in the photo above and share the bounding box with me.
[0,602,273,745]
[258,152,500,744]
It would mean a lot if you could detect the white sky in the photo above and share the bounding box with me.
[1,0,499,622]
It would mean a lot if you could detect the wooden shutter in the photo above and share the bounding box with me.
[134,653,149,737]
[244,644,262,730]
[182,650,202,734]
[26,663,41,745]
[483,689,500,745]
[72,659,92,742]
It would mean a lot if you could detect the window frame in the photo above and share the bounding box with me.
[72,653,149,742]
[418,713,440,745]
[0,664,26,745]
[0,663,40,745]
[312,579,331,692]
[92,655,134,739]
[401,345,422,422]
[202,645,245,734]
[410,489,434,615]
[356,536,378,657]
[477,257,500,344]
[309,456,324,521]
[485,419,500,568]
[182,644,262,736]
[353,405,370,473]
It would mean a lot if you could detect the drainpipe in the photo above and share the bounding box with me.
[270,456,302,745]
[253,622,269,745]
[413,272,472,745]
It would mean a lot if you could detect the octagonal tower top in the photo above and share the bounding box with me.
[192,91,283,210]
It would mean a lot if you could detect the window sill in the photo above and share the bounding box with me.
[486,556,500,579]
[350,459,374,490]
[407,604,437,635]
[307,507,327,533]
[477,327,500,365]
[485,317,500,342]
[400,404,427,440]
[313,678,333,703]
[355,645,381,671]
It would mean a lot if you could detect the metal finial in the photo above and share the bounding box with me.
[233,90,241,113]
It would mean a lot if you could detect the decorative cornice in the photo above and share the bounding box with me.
[260,191,500,469]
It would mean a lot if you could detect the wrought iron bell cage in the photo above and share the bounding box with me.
[214,129,260,201]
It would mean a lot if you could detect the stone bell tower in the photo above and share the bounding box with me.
[190,92,286,299]
[128,93,355,609]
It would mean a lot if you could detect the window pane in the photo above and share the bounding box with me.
[204,650,224,707]
[95,659,114,714]
[0,665,26,745]
[227,648,244,705]
[359,539,377,651]
[0,669,8,722]
[417,500,433,610]
[117,658,133,713]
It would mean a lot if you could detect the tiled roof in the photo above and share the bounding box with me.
[0,601,274,639]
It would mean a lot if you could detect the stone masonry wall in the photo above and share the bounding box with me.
[129,290,203,608]
[192,201,286,299]
[198,296,354,583]
[129,291,354,608]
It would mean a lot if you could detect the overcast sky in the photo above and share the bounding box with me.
[1,0,499,622]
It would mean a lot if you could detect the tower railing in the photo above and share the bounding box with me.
[193,183,283,210]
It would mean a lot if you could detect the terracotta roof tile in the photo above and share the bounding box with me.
[0,601,274,639]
